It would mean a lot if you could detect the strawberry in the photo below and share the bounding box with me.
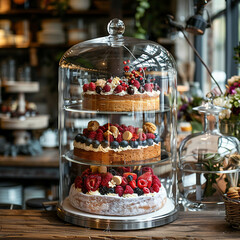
[152,183,160,192]
[123,172,137,181]
[146,133,155,139]
[152,175,161,187]
[89,82,96,91]
[143,187,150,194]
[101,172,113,187]
[85,174,102,191]
[133,80,140,89]
[138,172,152,188]
[124,185,134,194]
[144,83,153,92]
[83,83,89,92]
[137,179,148,189]
[129,180,136,189]
[74,176,83,188]
[114,85,123,93]
[115,186,124,196]
[121,177,128,187]
[142,167,154,175]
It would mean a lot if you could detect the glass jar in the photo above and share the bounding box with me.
[179,95,240,211]
[57,19,178,230]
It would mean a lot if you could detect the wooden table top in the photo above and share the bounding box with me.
[0,210,239,239]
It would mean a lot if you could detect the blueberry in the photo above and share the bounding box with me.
[138,86,145,93]
[75,134,82,142]
[127,87,134,95]
[109,168,118,176]
[92,140,100,148]
[154,134,161,143]
[134,187,144,196]
[108,188,115,193]
[142,140,147,146]
[110,141,119,149]
[101,140,109,148]
[127,175,133,181]
[138,140,143,146]
[85,138,93,146]
[99,186,108,195]
[129,140,139,148]
[120,140,128,148]
[95,86,102,94]
[146,138,154,146]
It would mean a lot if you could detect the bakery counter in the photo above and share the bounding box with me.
[0,209,238,239]
[0,148,59,180]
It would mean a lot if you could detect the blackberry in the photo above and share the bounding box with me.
[109,168,118,176]
[108,188,115,193]
[138,86,145,93]
[127,87,134,95]
[99,186,109,195]
[95,86,102,94]
[134,187,144,196]
[85,138,93,146]
[146,138,154,146]
[92,140,100,148]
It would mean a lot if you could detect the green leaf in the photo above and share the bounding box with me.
[140,1,150,9]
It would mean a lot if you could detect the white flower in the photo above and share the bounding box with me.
[219,109,231,120]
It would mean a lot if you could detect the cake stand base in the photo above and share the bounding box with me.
[57,197,178,230]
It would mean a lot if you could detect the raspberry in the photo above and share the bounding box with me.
[127,125,135,134]
[121,177,128,187]
[104,134,114,143]
[116,133,123,143]
[152,175,161,187]
[114,85,123,93]
[74,176,83,188]
[118,126,124,133]
[129,180,136,189]
[97,129,103,134]
[146,133,155,139]
[137,179,148,189]
[143,187,150,194]
[85,174,102,191]
[96,133,104,142]
[89,82,96,91]
[124,185,134,194]
[149,187,154,193]
[113,123,119,128]
[138,132,147,141]
[81,168,91,177]
[144,83,153,92]
[88,131,97,140]
[101,173,113,187]
[132,133,139,140]
[138,172,152,188]
[99,126,106,132]
[152,183,160,192]
[83,83,89,92]
[103,84,111,92]
[103,123,111,129]
[83,128,89,137]
[142,167,154,175]
[107,79,112,83]
[115,186,124,196]
[133,80,140,89]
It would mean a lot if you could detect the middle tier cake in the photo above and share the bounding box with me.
[73,121,161,164]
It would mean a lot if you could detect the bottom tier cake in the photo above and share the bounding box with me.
[69,166,167,216]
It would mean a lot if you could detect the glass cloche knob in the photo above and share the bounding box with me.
[107,18,125,36]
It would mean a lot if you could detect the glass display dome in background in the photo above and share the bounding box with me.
[57,19,178,230]
[179,94,240,211]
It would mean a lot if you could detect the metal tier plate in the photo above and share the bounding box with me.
[57,197,178,230]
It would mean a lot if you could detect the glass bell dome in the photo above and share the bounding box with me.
[179,93,240,211]
[57,19,178,230]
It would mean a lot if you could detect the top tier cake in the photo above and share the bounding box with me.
[82,60,160,112]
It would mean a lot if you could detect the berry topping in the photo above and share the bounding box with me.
[142,167,154,175]
[127,125,135,134]
[110,141,119,149]
[138,132,147,141]
[146,138,154,146]
[138,85,145,93]
[99,186,109,195]
[143,187,150,194]
[120,140,128,148]
[115,185,124,196]
[95,86,102,94]
[101,172,113,187]
[103,84,111,92]
[107,79,112,83]
[89,82,96,91]
[146,133,155,139]
[85,174,102,191]
[123,60,127,64]
[127,59,130,63]
[138,172,152,188]
[114,85,123,93]
[124,66,130,72]
[109,169,119,176]
[75,134,83,142]
[116,133,123,143]
[127,87,134,95]
[101,140,109,148]
[74,176,82,188]
[121,177,128,187]
[85,138,93,146]
[129,140,139,148]
[83,83,89,92]
[137,179,148,189]
[83,128,89,136]
[123,172,137,181]
[96,133,104,143]
[154,134,161,143]
[88,131,97,140]
[92,140,100,148]
[134,187,144,196]
[152,175,161,187]
[129,180,137,189]
[141,140,147,146]
[144,83,153,92]
[124,185,134,194]
[152,183,160,192]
